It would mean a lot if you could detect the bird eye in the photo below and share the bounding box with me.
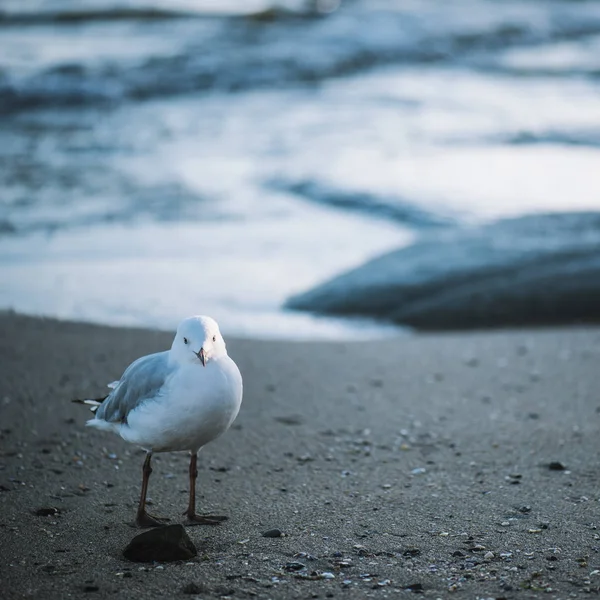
[212,335,216,342]
[183,337,188,345]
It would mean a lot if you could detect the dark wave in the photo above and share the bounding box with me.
[286,212,600,330]
[0,4,325,26]
[0,8,197,25]
[2,2,600,113]
[505,130,600,148]
[271,179,455,229]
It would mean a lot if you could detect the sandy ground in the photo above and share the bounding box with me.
[0,312,599,599]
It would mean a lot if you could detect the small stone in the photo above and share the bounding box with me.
[452,550,465,557]
[548,461,566,471]
[519,505,532,513]
[83,585,99,593]
[262,528,283,538]
[294,552,316,561]
[411,467,426,475]
[284,562,306,571]
[297,454,313,463]
[123,524,197,563]
[403,548,421,557]
[320,572,335,579]
[404,582,423,592]
[274,415,303,426]
[34,507,61,517]
[484,551,494,560]
[181,582,206,594]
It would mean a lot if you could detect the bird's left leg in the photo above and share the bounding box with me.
[183,452,227,525]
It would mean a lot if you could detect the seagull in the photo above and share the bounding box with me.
[74,316,243,528]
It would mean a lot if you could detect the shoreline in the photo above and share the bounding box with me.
[1,312,599,599]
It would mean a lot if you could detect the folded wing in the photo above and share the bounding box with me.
[94,351,173,425]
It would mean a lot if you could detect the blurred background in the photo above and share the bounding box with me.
[1,0,600,338]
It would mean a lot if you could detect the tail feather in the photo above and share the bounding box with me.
[72,396,107,414]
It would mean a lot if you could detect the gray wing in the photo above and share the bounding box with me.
[95,351,173,424]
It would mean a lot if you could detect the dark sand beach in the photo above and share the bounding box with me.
[1,312,599,599]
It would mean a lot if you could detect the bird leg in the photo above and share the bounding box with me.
[184,452,227,525]
[135,452,169,528]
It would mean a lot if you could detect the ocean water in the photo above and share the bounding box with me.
[2,0,600,338]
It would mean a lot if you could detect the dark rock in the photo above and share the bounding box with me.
[286,212,600,330]
[404,582,424,592]
[83,585,99,592]
[548,461,566,471]
[123,524,197,563]
[284,561,307,571]
[262,528,283,538]
[452,550,466,557]
[181,582,207,594]
[213,587,236,597]
[403,548,421,557]
[34,507,61,516]
[274,415,304,426]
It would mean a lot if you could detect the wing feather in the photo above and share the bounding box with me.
[94,351,173,424]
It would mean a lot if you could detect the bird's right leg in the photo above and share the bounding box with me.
[135,451,169,528]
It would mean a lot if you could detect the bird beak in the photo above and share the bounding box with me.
[195,347,206,367]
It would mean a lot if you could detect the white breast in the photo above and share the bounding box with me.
[120,356,243,453]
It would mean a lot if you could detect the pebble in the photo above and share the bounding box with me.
[34,507,60,517]
[484,551,494,560]
[284,562,306,571]
[548,461,566,471]
[297,454,313,463]
[181,583,206,595]
[404,583,423,592]
[262,528,283,538]
[294,552,316,561]
[411,467,427,475]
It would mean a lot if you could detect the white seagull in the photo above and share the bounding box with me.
[75,316,243,528]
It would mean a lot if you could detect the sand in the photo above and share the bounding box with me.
[1,312,599,599]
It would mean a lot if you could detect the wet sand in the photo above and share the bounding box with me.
[1,312,599,599]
